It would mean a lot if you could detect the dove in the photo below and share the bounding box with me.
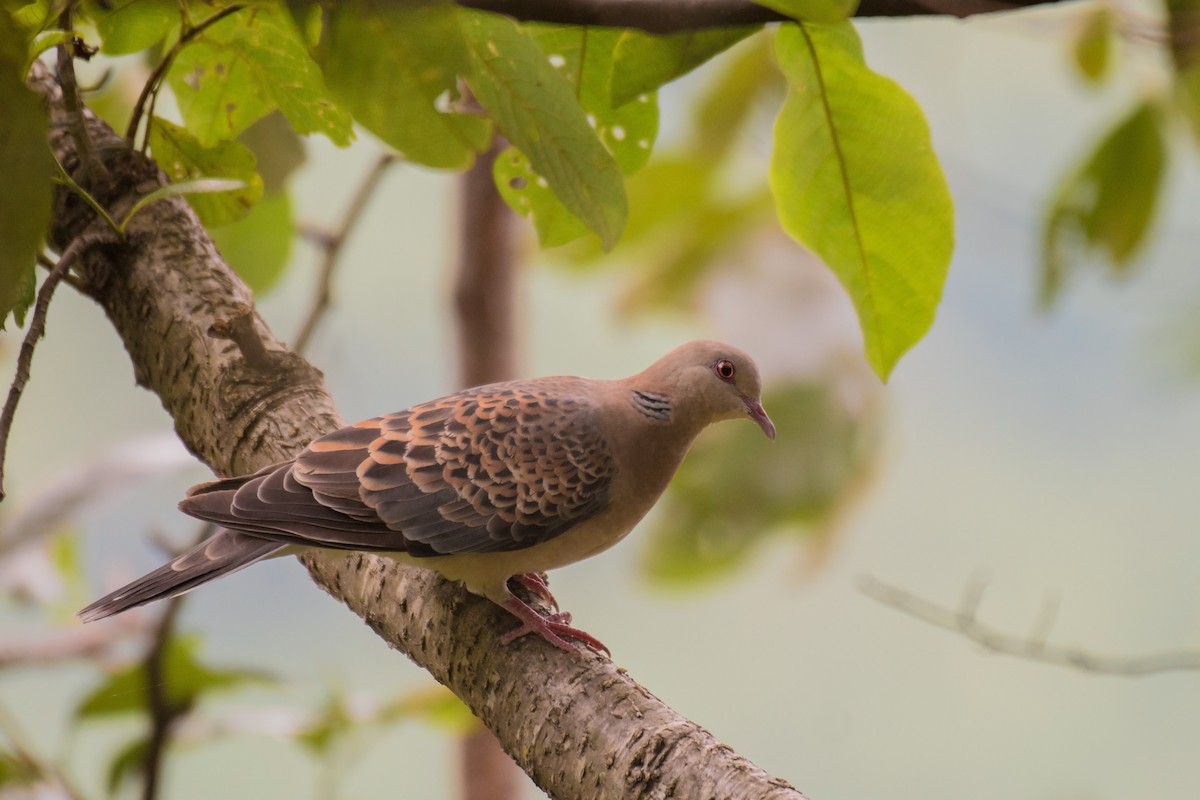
[78,340,775,652]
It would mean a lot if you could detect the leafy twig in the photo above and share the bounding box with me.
[126,4,248,145]
[293,153,397,354]
[56,5,104,184]
[0,229,118,502]
[859,574,1200,677]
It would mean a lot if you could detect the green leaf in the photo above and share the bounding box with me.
[106,737,148,794]
[11,1,52,34]
[95,0,178,56]
[1072,5,1112,84]
[752,0,858,23]
[0,14,52,328]
[378,685,476,734]
[320,3,490,169]
[210,190,293,293]
[1041,100,1165,307]
[0,749,37,786]
[609,27,755,107]
[770,22,953,380]
[168,4,352,146]
[76,634,272,719]
[150,117,263,227]
[461,10,627,250]
[692,32,784,157]
[120,177,248,233]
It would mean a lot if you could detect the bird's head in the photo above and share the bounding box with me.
[642,340,775,439]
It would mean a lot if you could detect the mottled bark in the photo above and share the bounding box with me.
[32,63,805,800]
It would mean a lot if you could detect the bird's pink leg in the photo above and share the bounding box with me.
[509,572,557,608]
[499,595,609,655]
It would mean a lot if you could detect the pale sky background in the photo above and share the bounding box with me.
[4,4,1200,799]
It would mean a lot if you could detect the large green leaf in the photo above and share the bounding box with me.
[461,10,627,250]
[770,21,953,380]
[76,634,272,719]
[1041,100,1165,307]
[168,4,352,146]
[149,117,263,227]
[0,12,52,328]
[320,3,490,169]
[609,27,755,107]
[95,0,178,55]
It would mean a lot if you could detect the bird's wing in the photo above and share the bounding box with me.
[182,382,617,556]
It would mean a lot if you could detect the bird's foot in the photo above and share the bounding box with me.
[499,596,610,655]
[508,572,558,609]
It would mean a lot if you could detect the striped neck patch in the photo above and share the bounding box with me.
[630,390,671,422]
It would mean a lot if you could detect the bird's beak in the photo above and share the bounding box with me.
[743,397,776,440]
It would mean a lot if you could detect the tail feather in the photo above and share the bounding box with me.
[77,531,285,623]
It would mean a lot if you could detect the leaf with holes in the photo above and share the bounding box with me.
[168,5,352,146]
[320,3,490,168]
[770,21,953,380]
[462,11,626,250]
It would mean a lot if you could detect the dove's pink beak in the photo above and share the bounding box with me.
[743,397,776,440]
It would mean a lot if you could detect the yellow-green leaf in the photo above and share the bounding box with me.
[462,10,627,250]
[95,0,177,56]
[770,22,953,380]
[149,117,263,227]
[753,0,858,23]
[320,3,490,169]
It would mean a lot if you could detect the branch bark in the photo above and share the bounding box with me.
[33,64,804,800]
[456,0,1068,33]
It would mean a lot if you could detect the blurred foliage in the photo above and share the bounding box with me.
[643,380,877,585]
[1072,5,1113,84]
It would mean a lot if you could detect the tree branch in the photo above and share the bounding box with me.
[32,63,805,800]
[859,574,1200,677]
[456,0,1067,33]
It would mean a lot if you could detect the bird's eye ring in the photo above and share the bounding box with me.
[714,359,736,381]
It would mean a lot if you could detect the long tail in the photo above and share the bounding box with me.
[77,530,285,623]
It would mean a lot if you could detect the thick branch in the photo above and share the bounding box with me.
[32,64,804,799]
[457,0,1067,33]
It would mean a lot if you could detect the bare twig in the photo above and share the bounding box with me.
[126,4,247,145]
[0,229,117,502]
[293,153,397,354]
[453,135,525,800]
[140,598,184,800]
[859,574,1200,677]
[56,5,103,185]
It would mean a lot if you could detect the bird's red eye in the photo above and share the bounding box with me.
[714,359,735,381]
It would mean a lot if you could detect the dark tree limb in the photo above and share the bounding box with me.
[453,136,526,800]
[456,0,1068,33]
[31,63,805,800]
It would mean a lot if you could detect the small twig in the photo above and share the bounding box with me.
[859,574,1200,677]
[0,229,117,502]
[126,4,247,145]
[140,598,184,800]
[56,5,104,184]
[209,304,275,371]
[293,153,397,354]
